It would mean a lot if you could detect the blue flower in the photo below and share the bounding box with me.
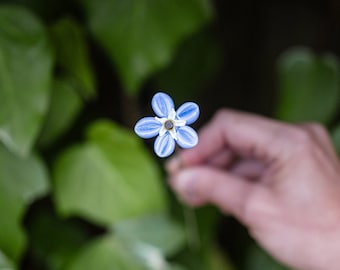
[134,92,199,158]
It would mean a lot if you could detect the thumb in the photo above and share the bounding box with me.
[168,166,267,224]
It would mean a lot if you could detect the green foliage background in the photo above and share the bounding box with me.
[0,0,339,269]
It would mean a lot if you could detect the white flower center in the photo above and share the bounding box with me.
[155,109,186,140]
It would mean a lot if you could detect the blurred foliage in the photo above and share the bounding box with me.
[276,47,340,124]
[0,5,53,157]
[0,0,339,270]
[81,0,213,94]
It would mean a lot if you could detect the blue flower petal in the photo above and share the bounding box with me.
[151,92,174,118]
[134,117,161,139]
[176,126,198,149]
[176,102,199,125]
[154,134,176,158]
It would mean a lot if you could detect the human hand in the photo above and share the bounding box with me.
[166,109,340,270]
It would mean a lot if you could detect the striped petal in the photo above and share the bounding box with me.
[154,134,175,158]
[134,117,161,139]
[176,102,199,125]
[151,92,174,118]
[176,126,198,149]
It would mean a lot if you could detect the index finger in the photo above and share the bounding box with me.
[169,109,295,169]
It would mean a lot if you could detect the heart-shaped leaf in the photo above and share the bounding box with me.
[38,78,83,148]
[114,214,185,256]
[49,18,96,99]
[66,235,185,270]
[53,120,167,226]
[276,47,340,124]
[0,5,54,156]
[0,144,49,262]
[80,0,213,94]
[0,250,15,270]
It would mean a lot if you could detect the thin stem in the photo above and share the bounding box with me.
[183,204,201,252]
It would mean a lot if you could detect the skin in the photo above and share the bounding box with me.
[166,109,340,270]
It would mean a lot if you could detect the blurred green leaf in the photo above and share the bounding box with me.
[276,47,340,124]
[332,124,340,156]
[67,235,186,270]
[169,265,188,270]
[26,205,90,270]
[80,0,213,94]
[244,242,289,270]
[174,241,234,270]
[0,250,15,270]
[114,214,185,256]
[0,144,49,262]
[53,120,167,226]
[38,78,83,147]
[0,5,53,156]
[66,235,149,270]
[204,244,235,270]
[50,18,96,99]
[0,191,24,267]
[155,29,222,103]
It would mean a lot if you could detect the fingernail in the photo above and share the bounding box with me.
[165,156,183,174]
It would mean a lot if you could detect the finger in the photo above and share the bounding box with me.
[173,109,295,167]
[168,166,268,224]
[166,148,233,175]
[206,148,234,168]
[229,159,266,180]
[300,123,337,158]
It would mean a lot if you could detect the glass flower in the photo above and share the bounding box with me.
[134,92,199,158]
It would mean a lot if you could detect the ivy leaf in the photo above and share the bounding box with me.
[276,47,340,124]
[244,242,289,270]
[66,235,184,270]
[0,144,49,263]
[204,244,235,270]
[0,250,15,270]
[53,120,167,226]
[332,125,340,156]
[80,0,213,94]
[114,214,185,256]
[26,204,91,270]
[38,77,83,148]
[0,191,24,266]
[155,29,222,103]
[0,5,54,157]
[50,18,96,99]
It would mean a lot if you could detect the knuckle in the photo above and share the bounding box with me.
[214,108,230,120]
[286,126,315,152]
[287,126,311,142]
[305,122,329,138]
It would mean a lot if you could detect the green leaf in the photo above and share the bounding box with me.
[80,0,213,94]
[0,250,15,270]
[0,192,24,266]
[0,5,54,156]
[276,47,340,124]
[53,120,167,226]
[26,204,91,270]
[66,235,183,270]
[66,236,150,270]
[244,242,289,270]
[332,124,340,156]
[114,214,185,256]
[38,77,83,147]
[0,144,49,262]
[155,29,222,103]
[50,18,96,99]
[203,244,235,270]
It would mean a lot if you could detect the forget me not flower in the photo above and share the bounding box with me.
[134,92,199,158]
